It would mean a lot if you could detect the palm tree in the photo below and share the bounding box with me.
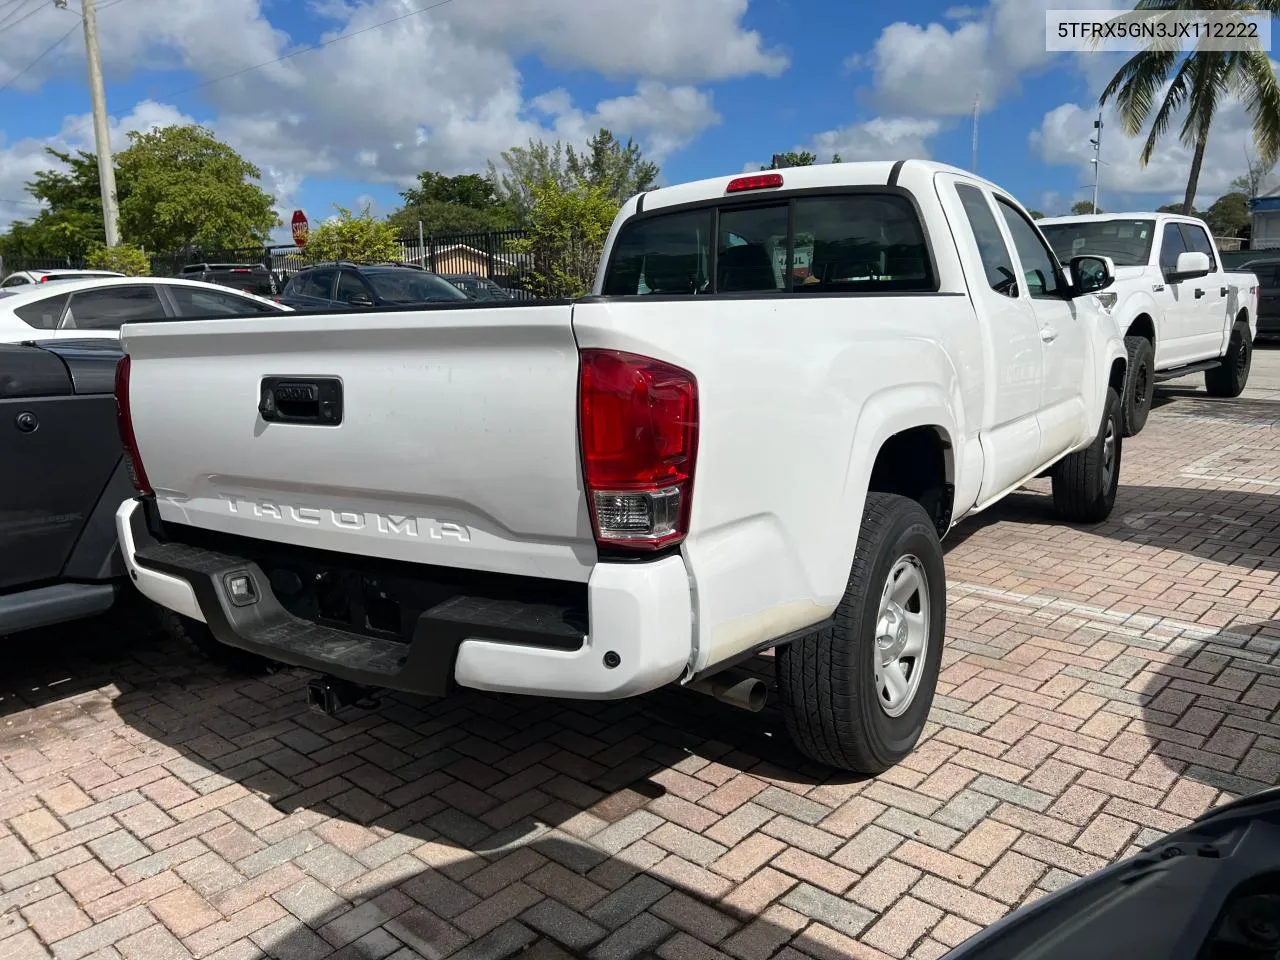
[1099,0,1280,214]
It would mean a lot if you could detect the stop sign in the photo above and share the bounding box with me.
[291,209,309,247]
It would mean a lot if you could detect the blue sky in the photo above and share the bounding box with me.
[0,0,1269,241]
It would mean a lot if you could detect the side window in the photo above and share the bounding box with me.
[64,286,167,330]
[306,268,337,300]
[2,275,30,287]
[955,184,1019,297]
[168,286,278,318]
[1179,223,1217,267]
[13,292,70,329]
[717,205,788,292]
[336,270,373,303]
[996,198,1063,298]
[1159,222,1188,274]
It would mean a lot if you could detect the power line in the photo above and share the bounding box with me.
[0,197,41,206]
[0,19,79,94]
[0,0,46,33]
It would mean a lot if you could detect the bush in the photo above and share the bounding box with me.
[303,204,401,263]
[87,243,151,276]
[511,180,617,299]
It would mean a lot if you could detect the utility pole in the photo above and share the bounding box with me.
[1090,112,1103,213]
[971,93,980,174]
[77,0,121,246]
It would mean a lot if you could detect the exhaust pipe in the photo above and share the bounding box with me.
[685,669,767,712]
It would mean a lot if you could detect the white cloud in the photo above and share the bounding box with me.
[0,0,772,231]
[1031,90,1265,207]
[810,117,942,162]
[859,0,1099,116]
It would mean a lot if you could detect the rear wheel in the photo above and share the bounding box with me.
[776,493,944,773]
[1052,386,1121,523]
[1120,336,1154,436]
[1205,322,1252,398]
[153,606,275,674]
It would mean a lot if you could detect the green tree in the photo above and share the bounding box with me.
[566,129,660,205]
[116,124,279,254]
[388,170,515,235]
[1028,209,1046,219]
[489,139,573,223]
[511,180,618,299]
[1071,200,1104,215]
[303,204,401,263]
[1157,202,1196,213]
[1204,190,1250,236]
[0,148,112,258]
[764,151,843,168]
[491,129,660,221]
[87,242,150,276]
[1099,0,1280,215]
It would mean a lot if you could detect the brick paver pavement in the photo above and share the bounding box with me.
[5,365,1280,960]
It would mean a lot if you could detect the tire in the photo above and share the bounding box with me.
[1052,386,1121,523]
[1120,335,1154,436]
[1205,322,1252,398]
[775,493,945,774]
[153,605,275,674]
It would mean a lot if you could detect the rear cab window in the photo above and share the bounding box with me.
[602,191,935,296]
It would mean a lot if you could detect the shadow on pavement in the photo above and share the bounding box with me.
[2,622,889,960]
[1138,617,1280,810]
[942,481,1280,575]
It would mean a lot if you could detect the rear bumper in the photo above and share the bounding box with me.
[116,498,693,699]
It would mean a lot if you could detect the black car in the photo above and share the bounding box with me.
[180,262,278,298]
[1,339,138,635]
[439,273,513,301]
[1239,257,1280,338]
[281,262,470,310]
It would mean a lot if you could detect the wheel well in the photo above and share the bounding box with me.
[1236,308,1250,328]
[1126,314,1155,344]
[1109,357,1127,396]
[868,426,953,536]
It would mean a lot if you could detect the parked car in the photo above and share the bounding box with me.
[179,262,277,298]
[114,159,1127,773]
[280,262,470,310]
[440,273,513,300]
[0,276,292,343]
[1,268,124,288]
[1039,213,1260,435]
[1,338,137,635]
[1238,256,1280,338]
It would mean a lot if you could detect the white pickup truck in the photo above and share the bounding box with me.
[114,160,1128,773]
[1038,213,1260,435]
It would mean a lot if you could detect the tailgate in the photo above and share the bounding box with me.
[122,305,596,582]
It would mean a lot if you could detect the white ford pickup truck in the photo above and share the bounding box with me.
[1038,213,1260,436]
[114,160,1128,773]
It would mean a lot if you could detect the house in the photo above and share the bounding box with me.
[1250,188,1280,250]
[406,243,520,278]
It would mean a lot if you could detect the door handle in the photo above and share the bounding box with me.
[1220,286,1229,297]
[1040,327,1058,343]
[1195,288,1205,299]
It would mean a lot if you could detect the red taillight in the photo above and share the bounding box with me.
[578,349,698,551]
[39,275,49,282]
[726,173,783,193]
[114,355,153,496]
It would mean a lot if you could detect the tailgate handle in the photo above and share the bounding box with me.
[259,377,343,425]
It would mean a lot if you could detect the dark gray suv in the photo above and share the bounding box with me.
[281,262,470,310]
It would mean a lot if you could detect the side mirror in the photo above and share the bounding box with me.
[1169,250,1212,282]
[347,294,374,307]
[1069,254,1115,296]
